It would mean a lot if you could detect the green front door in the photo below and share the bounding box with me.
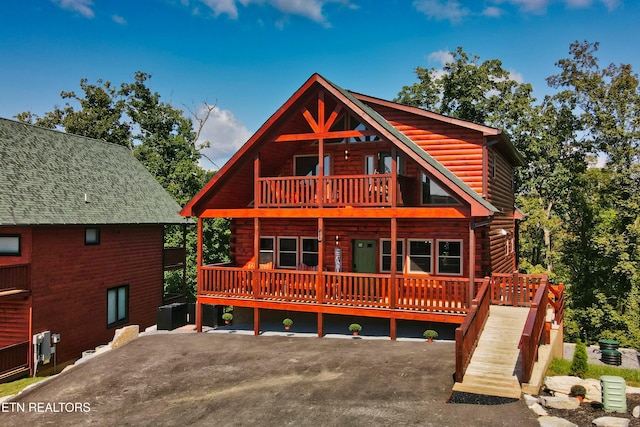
[353,240,376,273]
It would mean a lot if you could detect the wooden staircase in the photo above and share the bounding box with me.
[452,305,530,399]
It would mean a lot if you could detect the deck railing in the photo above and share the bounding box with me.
[0,264,30,291]
[519,277,550,383]
[455,278,491,382]
[257,174,407,208]
[200,265,474,314]
[490,273,546,306]
[0,341,29,378]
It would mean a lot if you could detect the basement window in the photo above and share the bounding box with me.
[0,235,20,256]
[85,228,100,245]
[107,285,129,328]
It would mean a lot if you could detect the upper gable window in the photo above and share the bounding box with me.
[421,174,459,205]
[366,152,402,175]
[0,235,20,256]
[327,113,380,144]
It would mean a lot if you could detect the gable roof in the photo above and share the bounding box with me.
[0,117,185,226]
[182,73,505,217]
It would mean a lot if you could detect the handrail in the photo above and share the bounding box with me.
[548,283,565,324]
[519,277,549,383]
[455,277,491,382]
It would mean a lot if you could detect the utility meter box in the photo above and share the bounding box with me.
[601,375,627,413]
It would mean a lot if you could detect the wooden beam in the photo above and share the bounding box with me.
[254,307,260,336]
[318,91,325,131]
[317,312,324,338]
[302,108,320,133]
[324,105,342,130]
[390,318,397,341]
[196,296,466,324]
[199,206,470,219]
[275,129,377,142]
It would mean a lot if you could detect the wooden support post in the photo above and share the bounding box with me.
[317,312,324,338]
[254,307,260,336]
[253,218,260,298]
[391,148,397,208]
[317,217,324,304]
[390,317,397,341]
[254,154,260,208]
[196,217,203,333]
[390,217,397,310]
[468,222,476,309]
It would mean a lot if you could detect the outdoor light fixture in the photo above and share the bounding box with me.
[500,229,508,236]
[318,228,323,242]
[344,149,350,160]
[335,235,340,245]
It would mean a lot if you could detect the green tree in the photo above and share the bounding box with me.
[16,72,229,301]
[569,339,588,378]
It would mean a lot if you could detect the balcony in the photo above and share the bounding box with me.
[199,264,475,320]
[0,264,31,299]
[256,174,413,208]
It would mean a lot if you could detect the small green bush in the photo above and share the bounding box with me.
[283,318,294,327]
[569,339,588,379]
[569,384,586,398]
[348,323,362,332]
[222,312,233,321]
[423,329,438,340]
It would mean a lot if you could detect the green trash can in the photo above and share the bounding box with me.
[601,375,627,413]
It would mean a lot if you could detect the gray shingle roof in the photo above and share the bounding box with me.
[0,117,186,226]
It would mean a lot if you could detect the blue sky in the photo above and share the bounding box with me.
[1,0,638,168]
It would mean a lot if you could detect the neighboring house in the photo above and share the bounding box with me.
[181,73,527,337]
[0,118,186,381]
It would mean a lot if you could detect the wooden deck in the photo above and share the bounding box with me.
[198,264,477,323]
[453,305,529,398]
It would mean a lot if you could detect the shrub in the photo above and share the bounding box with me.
[283,318,294,327]
[569,339,588,379]
[569,384,586,398]
[222,312,233,321]
[423,330,438,340]
[348,323,362,332]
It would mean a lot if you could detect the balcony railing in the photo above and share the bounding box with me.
[257,174,411,208]
[0,264,30,292]
[200,264,473,314]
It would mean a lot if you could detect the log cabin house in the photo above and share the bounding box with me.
[0,118,187,382]
[182,73,535,337]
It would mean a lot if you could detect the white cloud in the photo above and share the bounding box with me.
[412,0,470,24]
[193,0,355,26]
[428,50,454,66]
[112,14,126,24]
[490,0,620,13]
[482,6,504,17]
[51,0,94,18]
[200,0,239,18]
[195,105,252,170]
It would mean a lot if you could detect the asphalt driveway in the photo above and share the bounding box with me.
[2,333,539,426]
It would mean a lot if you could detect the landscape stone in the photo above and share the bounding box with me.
[538,416,578,427]
[109,325,140,349]
[539,395,581,409]
[544,376,601,402]
[524,394,539,406]
[530,402,549,416]
[591,416,630,427]
[632,405,640,418]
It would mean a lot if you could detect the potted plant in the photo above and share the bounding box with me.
[423,329,438,343]
[222,312,233,325]
[569,384,586,403]
[349,323,362,336]
[283,318,294,330]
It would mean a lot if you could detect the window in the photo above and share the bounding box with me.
[0,235,20,256]
[107,285,128,328]
[437,240,462,275]
[259,237,275,264]
[366,152,402,175]
[278,237,298,268]
[408,240,432,274]
[85,227,100,245]
[301,238,318,267]
[421,174,459,205]
[294,155,330,176]
[381,239,404,273]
